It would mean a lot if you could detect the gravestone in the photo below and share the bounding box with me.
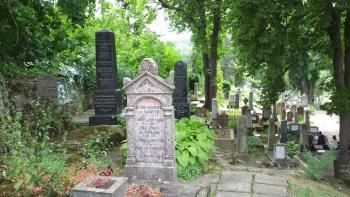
[280,120,288,143]
[212,98,218,119]
[281,108,286,121]
[286,110,293,121]
[246,110,253,128]
[89,30,122,125]
[173,61,190,119]
[234,91,240,108]
[268,118,276,149]
[236,116,249,161]
[297,106,304,116]
[301,93,308,107]
[252,114,259,123]
[310,126,319,133]
[291,105,297,114]
[249,91,254,108]
[217,113,229,128]
[193,82,199,101]
[277,102,285,114]
[122,58,176,181]
[37,76,59,101]
[272,103,277,120]
[299,124,309,152]
[262,107,271,120]
[305,110,311,133]
[289,123,300,134]
[227,94,236,108]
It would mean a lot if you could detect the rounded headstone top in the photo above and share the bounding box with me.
[99,29,112,32]
[139,58,158,76]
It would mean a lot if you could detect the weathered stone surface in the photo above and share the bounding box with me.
[268,118,276,149]
[280,120,288,143]
[37,76,58,101]
[235,92,240,108]
[301,93,308,107]
[217,191,250,197]
[215,128,234,138]
[212,98,218,119]
[236,116,249,161]
[227,94,236,108]
[254,183,288,197]
[173,60,190,119]
[193,82,199,101]
[249,91,254,108]
[221,171,252,183]
[218,182,251,193]
[217,113,229,128]
[281,108,286,121]
[122,58,176,181]
[89,30,122,125]
[254,174,287,186]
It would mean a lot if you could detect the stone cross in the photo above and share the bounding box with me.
[173,60,190,119]
[268,118,276,149]
[236,116,249,161]
[122,58,176,181]
[89,30,122,125]
[212,98,218,119]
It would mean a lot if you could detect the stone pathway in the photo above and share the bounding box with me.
[216,171,289,197]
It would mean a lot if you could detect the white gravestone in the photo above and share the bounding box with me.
[122,58,176,181]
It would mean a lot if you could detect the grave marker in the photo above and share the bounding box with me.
[236,116,249,161]
[268,118,276,149]
[280,120,288,143]
[89,30,122,125]
[249,91,254,108]
[122,58,176,181]
[212,98,218,119]
[173,61,190,119]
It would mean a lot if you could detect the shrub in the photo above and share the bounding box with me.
[303,150,336,180]
[287,140,299,158]
[247,136,264,159]
[175,116,215,180]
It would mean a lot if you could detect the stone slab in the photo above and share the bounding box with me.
[254,183,288,197]
[217,191,250,197]
[215,138,235,154]
[221,171,253,183]
[218,182,251,193]
[255,174,287,186]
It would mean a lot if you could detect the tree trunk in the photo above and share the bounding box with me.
[209,0,222,106]
[196,0,211,109]
[329,8,349,180]
[345,9,350,87]
[203,53,211,109]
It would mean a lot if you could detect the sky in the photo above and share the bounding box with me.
[147,9,192,48]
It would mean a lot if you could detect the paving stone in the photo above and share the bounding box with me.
[254,183,288,197]
[221,171,253,183]
[218,182,251,193]
[216,191,251,197]
[255,174,287,186]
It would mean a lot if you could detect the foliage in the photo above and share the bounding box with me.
[84,130,115,158]
[175,116,215,180]
[119,140,128,166]
[287,140,299,158]
[303,150,337,181]
[228,109,240,129]
[112,114,126,126]
[247,136,264,159]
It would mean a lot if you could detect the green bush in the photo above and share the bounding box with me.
[247,136,264,159]
[287,140,299,158]
[175,116,215,180]
[303,150,336,180]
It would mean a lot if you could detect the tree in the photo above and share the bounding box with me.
[158,0,232,109]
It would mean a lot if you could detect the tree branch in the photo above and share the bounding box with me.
[158,0,184,12]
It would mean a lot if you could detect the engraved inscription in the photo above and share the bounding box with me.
[134,98,165,163]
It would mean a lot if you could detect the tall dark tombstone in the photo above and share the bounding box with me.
[173,60,190,119]
[249,91,254,109]
[280,120,288,143]
[89,30,122,125]
[234,92,240,108]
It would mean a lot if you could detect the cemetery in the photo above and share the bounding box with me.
[0,1,350,197]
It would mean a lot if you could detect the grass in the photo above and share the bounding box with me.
[288,176,350,197]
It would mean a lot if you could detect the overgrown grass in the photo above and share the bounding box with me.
[288,176,349,197]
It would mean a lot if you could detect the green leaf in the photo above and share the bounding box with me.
[187,146,197,157]
[177,150,189,167]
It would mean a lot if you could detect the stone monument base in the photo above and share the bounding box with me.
[125,164,176,182]
[89,114,117,125]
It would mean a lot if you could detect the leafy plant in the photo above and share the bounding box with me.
[287,140,299,158]
[303,150,336,180]
[247,136,264,159]
[112,114,126,126]
[119,140,128,166]
[175,116,215,180]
